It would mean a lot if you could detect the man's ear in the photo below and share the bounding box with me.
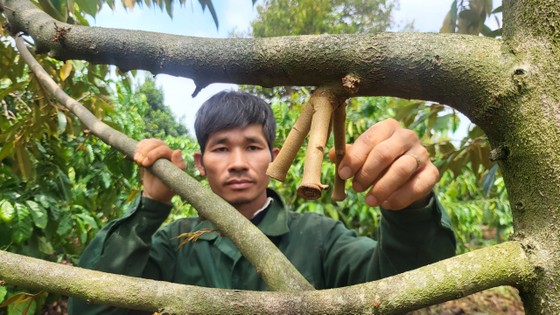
[271,147,280,161]
[194,152,206,176]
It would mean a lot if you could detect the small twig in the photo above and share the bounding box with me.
[297,88,338,199]
[2,100,16,122]
[266,101,314,181]
[331,102,347,201]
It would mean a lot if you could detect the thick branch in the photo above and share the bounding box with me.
[0,242,535,314]
[1,0,515,121]
[15,35,313,292]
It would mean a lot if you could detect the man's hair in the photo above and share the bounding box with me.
[194,90,277,154]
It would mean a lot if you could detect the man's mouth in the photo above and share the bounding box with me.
[225,178,254,190]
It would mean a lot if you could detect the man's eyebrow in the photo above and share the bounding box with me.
[209,136,229,145]
[245,136,266,144]
[207,135,265,146]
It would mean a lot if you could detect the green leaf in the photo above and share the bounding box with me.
[6,295,36,315]
[483,163,499,196]
[164,0,173,17]
[37,236,55,255]
[14,146,34,180]
[56,215,73,236]
[198,0,219,29]
[0,286,6,303]
[12,204,33,244]
[76,213,98,230]
[26,200,48,229]
[57,110,68,134]
[0,200,15,223]
[492,5,503,14]
[74,0,98,16]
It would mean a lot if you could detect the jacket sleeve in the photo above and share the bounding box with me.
[322,193,456,288]
[68,196,176,315]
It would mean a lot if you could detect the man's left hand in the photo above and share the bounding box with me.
[330,118,439,210]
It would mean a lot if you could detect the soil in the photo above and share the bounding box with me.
[407,286,525,315]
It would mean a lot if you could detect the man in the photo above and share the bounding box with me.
[69,91,455,314]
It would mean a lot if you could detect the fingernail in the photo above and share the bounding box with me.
[366,195,378,206]
[339,166,352,180]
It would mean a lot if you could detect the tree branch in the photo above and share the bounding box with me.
[266,101,313,182]
[331,102,347,201]
[1,0,515,123]
[14,35,313,292]
[0,242,535,314]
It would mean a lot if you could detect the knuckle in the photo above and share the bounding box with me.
[394,162,413,178]
[402,128,419,142]
[385,118,399,127]
[388,198,406,210]
[372,183,391,200]
[373,143,393,164]
[356,168,375,185]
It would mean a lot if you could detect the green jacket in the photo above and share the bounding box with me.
[69,190,455,314]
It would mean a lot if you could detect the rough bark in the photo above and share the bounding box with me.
[0,242,535,314]
[479,1,560,313]
[0,0,514,120]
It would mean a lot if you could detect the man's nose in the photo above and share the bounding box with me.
[228,149,249,170]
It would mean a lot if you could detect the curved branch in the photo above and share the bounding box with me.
[0,242,535,314]
[1,0,515,122]
[14,35,313,292]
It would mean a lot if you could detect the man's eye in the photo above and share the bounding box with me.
[213,147,228,152]
[247,146,261,151]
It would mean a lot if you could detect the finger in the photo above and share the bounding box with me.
[364,150,425,204]
[327,144,352,163]
[134,139,174,167]
[171,149,186,171]
[338,119,400,180]
[352,128,419,191]
[134,139,164,163]
[378,163,439,210]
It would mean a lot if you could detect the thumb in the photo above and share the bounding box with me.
[171,149,186,171]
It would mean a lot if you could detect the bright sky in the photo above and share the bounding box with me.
[91,0,502,134]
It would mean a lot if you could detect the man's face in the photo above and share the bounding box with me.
[194,124,278,215]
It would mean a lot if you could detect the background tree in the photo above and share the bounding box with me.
[135,76,189,137]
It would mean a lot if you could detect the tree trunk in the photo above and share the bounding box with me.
[475,1,560,313]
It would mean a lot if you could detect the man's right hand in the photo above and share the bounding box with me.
[134,139,186,204]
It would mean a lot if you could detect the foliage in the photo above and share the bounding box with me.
[252,0,396,37]
[134,76,189,138]
[441,0,502,37]
[31,0,218,28]
[0,1,209,312]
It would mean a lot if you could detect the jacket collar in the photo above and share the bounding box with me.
[194,189,289,241]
